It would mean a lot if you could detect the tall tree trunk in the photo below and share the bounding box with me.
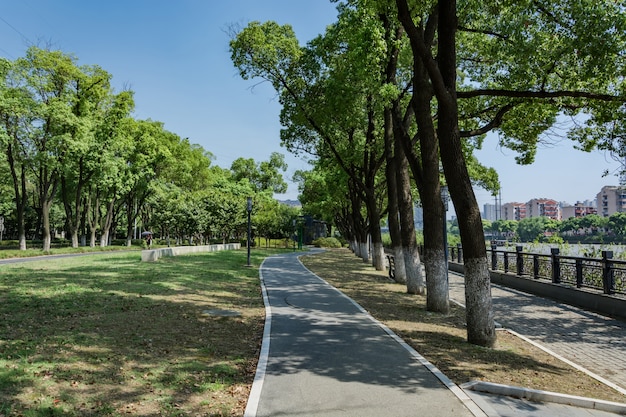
[381,15,408,283]
[6,142,28,250]
[396,0,494,345]
[384,108,407,284]
[364,193,385,271]
[41,199,53,251]
[414,56,450,313]
[436,0,495,346]
[395,137,425,295]
[16,174,27,250]
[99,198,115,247]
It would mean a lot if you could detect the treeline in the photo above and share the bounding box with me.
[487,213,626,244]
[0,47,300,250]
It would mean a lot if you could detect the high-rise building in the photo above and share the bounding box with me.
[502,202,526,221]
[527,198,560,220]
[561,202,597,219]
[597,185,626,217]
[483,203,499,221]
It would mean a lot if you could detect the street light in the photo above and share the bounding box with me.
[441,185,450,275]
[298,216,304,250]
[247,197,252,267]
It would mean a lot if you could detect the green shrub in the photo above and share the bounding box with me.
[312,237,343,248]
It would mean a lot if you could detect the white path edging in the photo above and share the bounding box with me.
[141,243,240,262]
[461,380,626,414]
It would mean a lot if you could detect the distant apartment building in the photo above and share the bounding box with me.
[502,202,526,221]
[597,185,626,217]
[527,198,560,220]
[561,202,597,219]
[483,203,499,221]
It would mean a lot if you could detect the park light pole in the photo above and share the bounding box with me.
[441,185,450,277]
[247,197,252,267]
[297,215,304,250]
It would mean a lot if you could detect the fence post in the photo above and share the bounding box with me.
[551,248,561,284]
[516,245,524,276]
[576,258,583,288]
[533,255,540,279]
[491,244,497,270]
[457,243,463,263]
[602,250,615,295]
[504,251,510,273]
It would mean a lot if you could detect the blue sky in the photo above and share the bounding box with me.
[1,1,621,210]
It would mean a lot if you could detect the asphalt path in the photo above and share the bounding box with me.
[247,251,480,417]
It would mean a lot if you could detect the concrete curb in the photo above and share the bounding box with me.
[141,243,240,262]
[461,380,626,415]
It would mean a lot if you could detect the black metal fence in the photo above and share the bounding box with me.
[448,245,626,296]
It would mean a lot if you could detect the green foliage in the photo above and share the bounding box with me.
[312,237,343,248]
[230,152,288,194]
[517,217,552,242]
[608,212,626,236]
[0,46,299,250]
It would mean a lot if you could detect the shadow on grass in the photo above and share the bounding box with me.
[0,249,282,416]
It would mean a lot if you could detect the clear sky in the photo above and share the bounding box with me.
[1,1,621,210]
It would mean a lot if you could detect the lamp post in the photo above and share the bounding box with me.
[298,216,304,250]
[247,197,252,267]
[441,185,450,276]
[292,219,296,251]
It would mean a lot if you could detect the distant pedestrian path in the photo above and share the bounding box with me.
[448,271,626,394]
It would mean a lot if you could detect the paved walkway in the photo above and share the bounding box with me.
[247,251,482,417]
[448,271,626,394]
[246,251,626,417]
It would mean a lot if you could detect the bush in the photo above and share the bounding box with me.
[312,237,343,248]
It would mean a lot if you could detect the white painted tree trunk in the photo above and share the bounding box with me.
[393,246,407,284]
[359,240,370,263]
[404,245,425,295]
[372,241,385,271]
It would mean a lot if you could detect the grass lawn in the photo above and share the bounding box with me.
[0,249,279,417]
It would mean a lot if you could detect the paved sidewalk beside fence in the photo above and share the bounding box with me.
[448,271,626,394]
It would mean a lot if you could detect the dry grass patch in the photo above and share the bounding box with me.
[300,248,626,404]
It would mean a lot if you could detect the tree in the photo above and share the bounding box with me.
[608,212,626,236]
[204,178,255,244]
[253,194,300,247]
[395,0,496,345]
[120,119,176,246]
[492,219,518,240]
[88,91,135,247]
[579,214,607,235]
[231,19,390,272]
[0,56,31,249]
[230,152,288,194]
[58,64,116,248]
[293,168,336,235]
[3,47,90,251]
[395,0,626,346]
[517,217,550,242]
